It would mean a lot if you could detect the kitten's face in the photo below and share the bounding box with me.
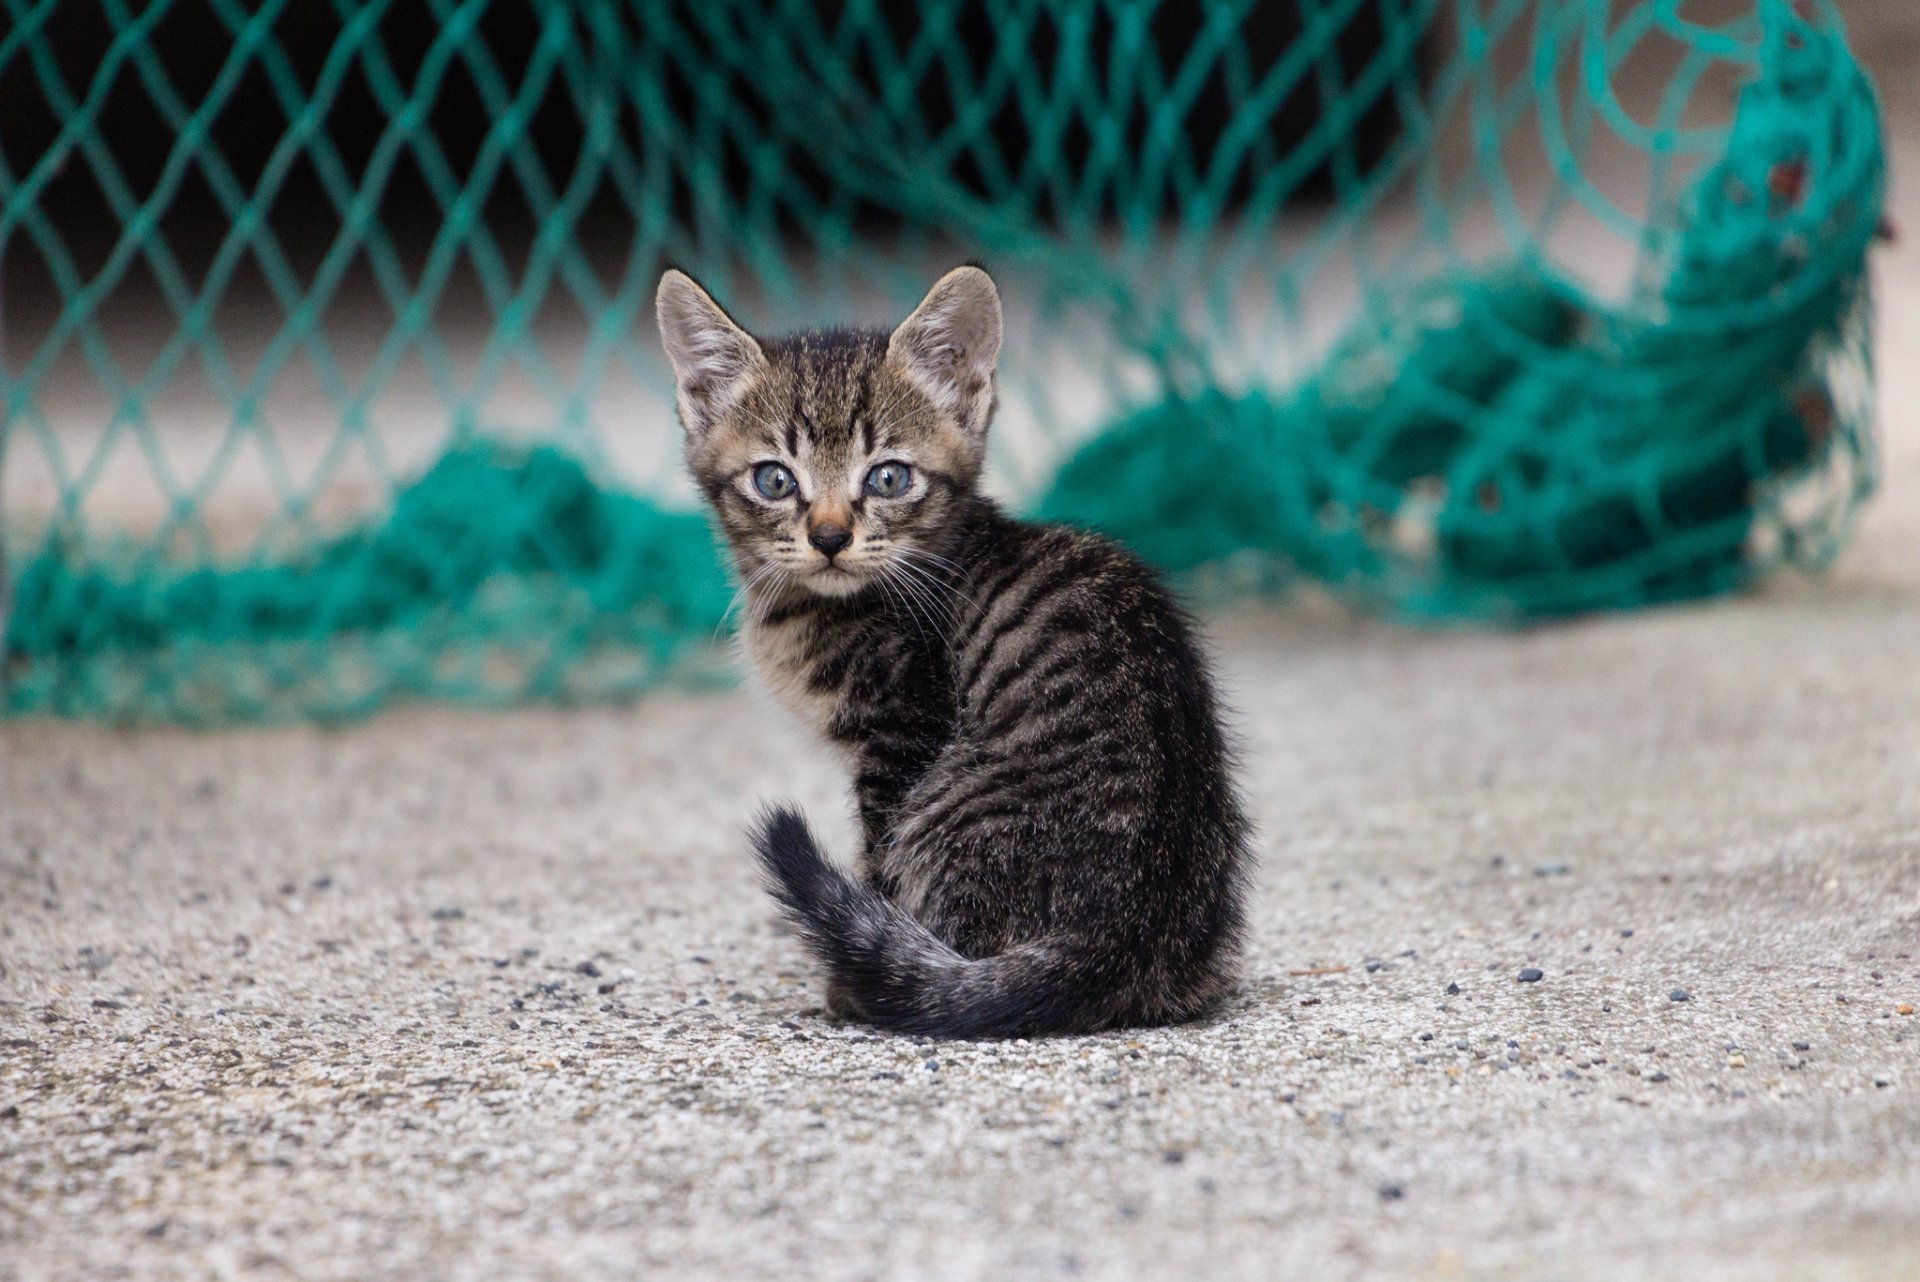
[678,333,978,596]
[656,267,1003,599]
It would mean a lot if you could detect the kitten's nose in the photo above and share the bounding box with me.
[808,522,852,558]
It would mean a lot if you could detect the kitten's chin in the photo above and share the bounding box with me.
[802,565,870,598]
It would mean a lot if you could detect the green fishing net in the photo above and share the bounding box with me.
[0,0,1886,723]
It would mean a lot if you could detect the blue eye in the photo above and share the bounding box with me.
[752,462,797,500]
[864,462,912,498]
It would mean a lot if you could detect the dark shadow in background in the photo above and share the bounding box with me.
[1,2,1410,319]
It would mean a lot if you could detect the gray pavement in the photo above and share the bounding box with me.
[5,511,1919,1280]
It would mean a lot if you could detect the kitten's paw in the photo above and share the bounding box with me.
[825,976,864,1023]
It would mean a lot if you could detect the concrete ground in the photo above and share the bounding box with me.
[6,11,1920,1282]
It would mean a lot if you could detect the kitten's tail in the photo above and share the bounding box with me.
[749,805,1105,1038]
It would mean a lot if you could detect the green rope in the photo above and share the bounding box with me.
[5,441,732,722]
[0,0,1886,722]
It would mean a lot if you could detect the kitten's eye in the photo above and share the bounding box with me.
[751,462,798,500]
[864,462,913,498]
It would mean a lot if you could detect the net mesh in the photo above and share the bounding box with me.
[0,0,1886,723]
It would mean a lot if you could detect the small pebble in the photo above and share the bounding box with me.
[1517,968,1544,983]
[430,906,464,921]
[1897,1004,1914,1016]
[1669,989,1692,1002]
[1445,982,1461,996]
[1649,1072,1669,1083]
[1792,1041,1811,1051]
[1533,863,1571,877]
[1378,1184,1404,1201]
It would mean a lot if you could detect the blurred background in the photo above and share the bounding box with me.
[0,0,1894,722]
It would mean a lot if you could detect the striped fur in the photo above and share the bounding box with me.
[658,266,1251,1037]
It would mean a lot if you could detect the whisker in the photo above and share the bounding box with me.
[893,547,981,614]
[896,545,969,578]
[877,571,931,652]
[744,579,784,633]
[718,564,764,626]
[862,381,919,443]
[886,559,955,638]
[726,400,790,445]
[883,564,943,647]
[713,561,780,645]
[866,377,941,447]
[887,554,953,610]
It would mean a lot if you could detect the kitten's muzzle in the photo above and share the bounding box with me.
[808,522,853,559]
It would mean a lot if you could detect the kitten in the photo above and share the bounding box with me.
[656,265,1251,1037]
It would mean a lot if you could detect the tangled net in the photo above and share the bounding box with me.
[0,0,1886,722]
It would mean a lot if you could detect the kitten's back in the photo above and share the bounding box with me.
[760,500,1251,1035]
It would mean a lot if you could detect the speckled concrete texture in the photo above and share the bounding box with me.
[5,561,1919,1282]
[6,13,1920,1281]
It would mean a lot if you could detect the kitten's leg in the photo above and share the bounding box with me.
[824,975,864,1022]
[850,743,942,898]
[829,638,953,891]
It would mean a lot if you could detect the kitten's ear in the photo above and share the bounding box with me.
[887,266,1002,436]
[656,269,766,439]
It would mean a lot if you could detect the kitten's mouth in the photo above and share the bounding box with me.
[805,562,867,596]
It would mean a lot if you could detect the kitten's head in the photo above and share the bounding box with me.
[656,266,1002,598]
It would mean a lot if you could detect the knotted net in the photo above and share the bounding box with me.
[0,0,1885,721]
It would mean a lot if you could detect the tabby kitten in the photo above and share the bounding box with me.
[656,265,1251,1037]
